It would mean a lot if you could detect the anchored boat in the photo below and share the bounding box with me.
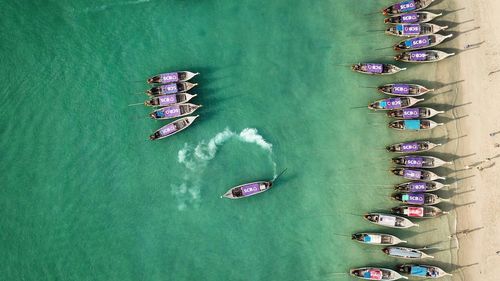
[390,168,445,181]
[149,103,201,120]
[364,213,418,228]
[385,12,443,24]
[146,82,198,96]
[369,97,423,110]
[382,247,434,259]
[378,83,433,97]
[149,115,199,141]
[392,193,448,206]
[392,155,451,168]
[382,0,435,16]
[144,93,197,107]
[395,50,455,63]
[398,264,451,279]
[147,71,199,84]
[350,267,408,280]
[395,181,447,192]
[387,107,444,119]
[392,205,449,218]
[394,34,453,51]
[352,233,407,245]
[352,63,406,75]
[221,169,287,199]
[386,23,448,37]
[388,120,443,131]
[386,141,441,153]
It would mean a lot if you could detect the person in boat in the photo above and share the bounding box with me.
[395,217,404,226]
[148,76,161,84]
[388,110,400,117]
[382,248,390,255]
[393,158,404,165]
[386,145,396,152]
[421,121,430,129]
[231,188,243,198]
[366,214,378,222]
[149,131,161,140]
[145,98,159,106]
[151,110,165,119]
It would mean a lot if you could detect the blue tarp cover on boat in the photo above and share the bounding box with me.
[396,25,404,31]
[404,120,421,130]
[363,235,371,242]
[410,266,427,276]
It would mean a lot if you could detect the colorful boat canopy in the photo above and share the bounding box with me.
[159,72,179,84]
[404,120,421,130]
[404,36,430,48]
[393,84,410,95]
[410,266,428,276]
[402,193,425,204]
[401,13,419,23]
[155,105,181,118]
[380,98,403,109]
[404,156,424,167]
[366,63,384,73]
[401,142,419,152]
[159,83,179,94]
[408,181,428,192]
[402,108,420,119]
[397,24,421,35]
[403,169,422,179]
[364,269,383,280]
[159,123,178,136]
[410,51,428,61]
[406,206,424,217]
[240,183,262,196]
[158,94,179,106]
[395,0,416,13]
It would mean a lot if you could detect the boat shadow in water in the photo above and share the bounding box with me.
[404,79,465,91]
[438,201,476,212]
[431,114,469,124]
[433,19,474,29]
[422,102,472,112]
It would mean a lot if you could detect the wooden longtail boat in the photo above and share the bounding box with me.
[144,93,197,107]
[350,267,408,280]
[392,193,449,206]
[364,213,418,228]
[392,155,451,168]
[386,141,441,153]
[146,82,198,96]
[386,23,448,37]
[382,0,435,16]
[382,247,434,259]
[149,115,199,141]
[395,50,455,63]
[391,168,445,181]
[378,83,433,97]
[221,169,287,199]
[398,264,452,278]
[392,205,449,218]
[395,181,447,192]
[352,233,407,245]
[385,12,443,24]
[387,107,444,119]
[388,120,443,131]
[369,97,423,110]
[394,34,453,51]
[147,71,199,84]
[149,103,202,120]
[352,63,406,75]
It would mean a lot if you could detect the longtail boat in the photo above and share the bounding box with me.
[149,115,199,141]
[149,103,202,120]
[382,247,434,259]
[395,50,455,63]
[350,267,408,280]
[394,34,453,51]
[392,155,451,168]
[385,12,443,24]
[352,233,407,245]
[368,97,423,110]
[147,71,199,84]
[382,0,435,16]
[392,193,449,206]
[221,169,287,199]
[378,83,433,97]
[352,63,406,75]
[387,107,444,119]
[391,168,445,181]
[388,120,443,131]
[398,264,452,278]
[364,213,418,228]
[386,141,441,153]
[146,82,198,96]
[395,181,447,192]
[144,93,197,107]
[386,23,448,37]
[392,205,449,218]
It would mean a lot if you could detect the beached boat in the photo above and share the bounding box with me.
[221,169,287,199]
[382,0,435,16]
[387,107,444,119]
[352,233,407,245]
[149,103,201,120]
[368,97,423,110]
[378,83,433,97]
[398,264,451,278]
[392,155,451,168]
[386,141,441,153]
[147,71,199,84]
[394,34,453,51]
[149,115,199,141]
[144,93,197,107]
[386,23,448,37]
[388,120,443,131]
[392,205,448,218]
[392,193,448,206]
[382,247,434,259]
[146,82,198,96]
[395,50,456,63]
[395,181,447,192]
[350,267,408,280]
[385,12,442,24]
[352,63,406,75]
[391,168,445,181]
[364,213,418,228]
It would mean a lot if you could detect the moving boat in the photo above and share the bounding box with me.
[382,247,434,259]
[386,23,448,37]
[385,12,443,24]
[398,264,451,279]
[149,115,199,141]
[395,181,447,192]
[350,267,408,280]
[364,213,418,228]
[391,193,449,206]
[392,205,449,218]
[386,140,441,153]
[387,107,444,119]
[391,168,445,181]
[147,71,199,84]
[368,97,423,110]
[146,82,198,96]
[149,103,202,120]
[144,93,197,107]
[395,50,456,63]
[378,83,433,97]
[382,0,435,16]
[388,120,443,131]
[392,155,451,168]
[221,169,287,199]
[352,63,406,75]
[352,233,407,245]
[394,34,453,51]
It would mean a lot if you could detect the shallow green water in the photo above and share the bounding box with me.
[1,1,455,280]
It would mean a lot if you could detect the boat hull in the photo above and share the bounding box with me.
[149,115,199,140]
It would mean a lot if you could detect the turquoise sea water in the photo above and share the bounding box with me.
[1,1,456,280]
